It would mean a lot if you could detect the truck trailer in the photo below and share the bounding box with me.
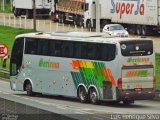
[50,0,160,35]
[50,0,96,27]
[12,0,52,18]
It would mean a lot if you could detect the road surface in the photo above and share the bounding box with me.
[0,79,160,120]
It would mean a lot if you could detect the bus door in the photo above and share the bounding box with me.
[10,38,24,90]
[119,40,154,91]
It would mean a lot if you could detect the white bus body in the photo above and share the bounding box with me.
[10,32,155,104]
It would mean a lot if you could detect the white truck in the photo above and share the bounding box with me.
[100,0,160,35]
[50,0,96,27]
[12,0,52,18]
[50,0,160,35]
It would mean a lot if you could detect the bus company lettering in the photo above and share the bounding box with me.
[111,0,144,19]
[39,58,59,69]
[127,57,149,63]
[126,70,148,77]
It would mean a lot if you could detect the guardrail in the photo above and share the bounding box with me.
[0,68,9,79]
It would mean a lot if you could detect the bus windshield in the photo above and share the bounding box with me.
[120,40,153,56]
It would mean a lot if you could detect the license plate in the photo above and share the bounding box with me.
[134,88,142,91]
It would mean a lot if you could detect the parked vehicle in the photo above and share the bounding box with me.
[102,24,129,37]
[50,0,160,35]
[12,0,52,18]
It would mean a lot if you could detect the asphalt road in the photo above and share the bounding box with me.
[0,80,160,118]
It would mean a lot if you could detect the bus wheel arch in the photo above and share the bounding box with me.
[88,86,99,104]
[77,85,88,103]
[24,79,35,96]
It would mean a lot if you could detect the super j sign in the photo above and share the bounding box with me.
[111,0,144,19]
[0,44,8,58]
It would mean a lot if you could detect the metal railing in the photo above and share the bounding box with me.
[0,13,88,33]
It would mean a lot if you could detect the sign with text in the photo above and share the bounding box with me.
[0,44,8,58]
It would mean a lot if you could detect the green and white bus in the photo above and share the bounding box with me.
[10,31,156,104]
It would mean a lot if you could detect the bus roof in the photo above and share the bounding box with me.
[15,31,152,44]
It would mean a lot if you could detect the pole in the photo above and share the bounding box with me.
[2,0,4,11]
[96,0,100,32]
[33,0,36,32]
[10,0,12,12]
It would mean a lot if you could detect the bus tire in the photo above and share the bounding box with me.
[89,88,99,104]
[78,86,88,103]
[25,81,35,96]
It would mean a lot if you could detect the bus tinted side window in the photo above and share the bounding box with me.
[101,44,116,61]
[73,42,88,59]
[25,38,38,54]
[54,41,62,57]
[73,42,116,61]
[24,38,116,61]
[62,42,74,58]
[37,39,49,56]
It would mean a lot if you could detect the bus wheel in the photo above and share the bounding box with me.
[78,86,88,103]
[25,82,34,96]
[123,100,134,105]
[89,88,99,104]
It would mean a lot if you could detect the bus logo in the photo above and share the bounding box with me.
[0,44,8,58]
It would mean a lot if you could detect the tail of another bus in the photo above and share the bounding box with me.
[117,40,155,104]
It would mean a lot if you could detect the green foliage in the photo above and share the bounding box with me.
[156,53,160,89]
[0,3,12,13]
[0,25,33,69]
